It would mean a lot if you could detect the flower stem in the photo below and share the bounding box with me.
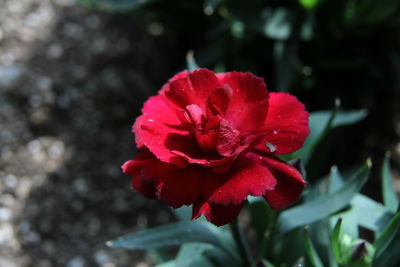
[229,219,254,266]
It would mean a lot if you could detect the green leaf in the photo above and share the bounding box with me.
[332,110,368,128]
[173,205,192,221]
[75,0,156,12]
[332,218,343,264]
[299,0,321,10]
[328,166,344,193]
[304,228,324,267]
[154,261,175,267]
[297,106,367,163]
[381,152,398,213]
[373,229,400,267]
[186,50,200,71]
[374,212,400,259]
[175,243,215,267]
[107,221,239,262]
[351,194,394,233]
[277,161,371,234]
[248,200,277,242]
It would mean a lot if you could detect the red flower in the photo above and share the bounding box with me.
[122,69,310,226]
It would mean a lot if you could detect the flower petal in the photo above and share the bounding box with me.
[203,155,276,205]
[254,152,306,209]
[217,72,269,133]
[141,158,204,208]
[165,69,221,110]
[134,94,197,167]
[122,151,158,199]
[206,85,232,116]
[192,198,244,226]
[257,92,310,155]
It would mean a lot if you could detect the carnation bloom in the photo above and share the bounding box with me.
[122,69,310,226]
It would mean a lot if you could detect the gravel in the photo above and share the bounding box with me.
[0,0,180,266]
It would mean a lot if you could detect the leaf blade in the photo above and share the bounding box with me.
[277,161,371,234]
[381,152,398,213]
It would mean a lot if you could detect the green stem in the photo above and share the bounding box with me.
[229,219,254,266]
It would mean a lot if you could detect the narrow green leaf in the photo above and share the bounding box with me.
[374,212,400,259]
[328,166,344,193]
[332,218,343,264]
[277,161,371,234]
[186,50,200,71]
[107,221,238,261]
[296,107,367,163]
[381,152,398,213]
[331,109,368,128]
[373,229,400,267]
[304,228,324,267]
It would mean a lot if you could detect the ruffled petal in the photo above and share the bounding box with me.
[134,94,197,167]
[203,155,276,205]
[256,92,310,155]
[252,152,306,209]
[165,69,221,110]
[141,158,204,208]
[122,151,158,199]
[192,198,244,226]
[216,72,269,133]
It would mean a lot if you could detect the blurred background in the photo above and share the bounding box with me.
[0,0,399,266]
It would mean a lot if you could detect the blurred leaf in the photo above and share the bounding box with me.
[203,244,241,267]
[261,8,292,41]
[345,0,399,25]
[299,0,321,10]
[304,228,324,267]
[172,205,192,221]
[186,51,200,71]
[274,40,298,92]
[175,243,216,267]
[351,194,394,233]
[306,165,342,201]
[309,219,339,267]
[373,229,400,267]
[297,106,367,163]
[328,166,344,193]
[277,161,371,234]
[381,152,398,213]
[373,212,400,259]
[203,0,220,16]
[248,200,276,243]
[331,208,359,239]
[107,221,239,262]
[258,259,276,267]
[75,0,156,12]
[154,261,175,267]
[332,218,343,264]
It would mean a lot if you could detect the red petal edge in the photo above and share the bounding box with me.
[122,151,158,199]
[253,152,306,209]
[256,92,310,155]
[203,155,276,205]
[192,198,244,226]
